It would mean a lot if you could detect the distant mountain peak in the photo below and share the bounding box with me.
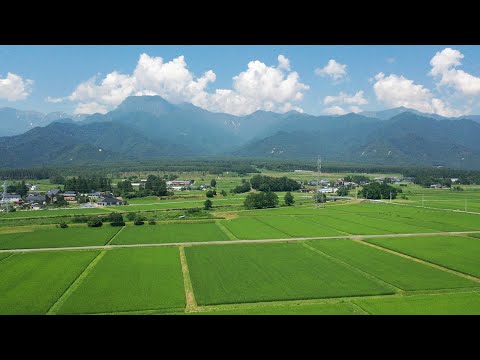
[115,95,177,115]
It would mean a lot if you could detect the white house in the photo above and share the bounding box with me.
[1,194,22,203]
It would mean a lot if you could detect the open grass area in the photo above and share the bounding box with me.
[186,242,393,306]
[308,239,478,290]
[57,247,185,314]
[0,250,99,314]
[366,235,480,278]
[112,222,228,245]
[0,226,120,250]
[354,292,480,314]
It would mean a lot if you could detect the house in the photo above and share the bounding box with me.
[318,187,338,193]
[26,195,46,204]
[430,184,442,189]
[47,189,61,197]
[97,196,124,206]
[63,191,77,202]
[1,194,22,203]
[166,180,193,187]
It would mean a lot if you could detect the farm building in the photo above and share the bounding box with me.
[97,196,124,206]
[63,191,77,202]
[167,180,193,186]
[1,194,22,203]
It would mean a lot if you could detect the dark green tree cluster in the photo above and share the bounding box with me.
[244,191,279,209]
[109,213,125,227]
[7,180,28,197]
[87,218,103,227]
[250,175,301,192]
[206,190,216,198]
[204,199,213,210]
[64,176,112,193]
[144,175,168,196]
[336,188,349,196]
[359,182,399,200]
[231,180,251,194]
[313,192,326,203]
[343,175,371,184]
[414,175,452,188]
[284,192,294,206]
[116,180,133,194]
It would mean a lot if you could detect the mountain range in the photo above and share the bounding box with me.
[1,96,480,169]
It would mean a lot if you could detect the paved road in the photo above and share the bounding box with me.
[1,230,479,253]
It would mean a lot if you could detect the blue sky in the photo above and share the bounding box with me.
[1,45,479,116]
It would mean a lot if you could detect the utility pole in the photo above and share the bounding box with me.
[316,155,324,208]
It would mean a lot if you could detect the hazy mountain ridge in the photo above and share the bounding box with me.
[2,96,480,169]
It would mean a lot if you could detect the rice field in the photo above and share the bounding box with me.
[0,226,120,250]
[0,197,479,314]
[112,222,229,245]
[0,250,99,314]
[185,242,393,305]
[366,235,480,278]
[56,247,185,314]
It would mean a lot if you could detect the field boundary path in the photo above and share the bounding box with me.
[214,220,238,240]
[353,239,480,284]
[47,250,107,315]
[178,246,197,311]
[105,226,125,246]
[2,231,480,253]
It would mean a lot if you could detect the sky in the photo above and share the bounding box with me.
[1,45,479,117]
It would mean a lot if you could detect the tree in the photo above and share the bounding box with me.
[284,192,294,206]
[314,192,326,203]
[359,182,397,200]
[126,212,137,221]
[148,219,156,225]
[336,188,349,196]
[206,190,216,198]
[58,221,68,228]
[231,181,251,194]
[110,213,125,227]
[134,218,144,225]
[145,175,168,196]
[204,199,213,210]
[87,218,103,227]
[210,179,217,187]
[244,191,279,209]
[220,189,227,197]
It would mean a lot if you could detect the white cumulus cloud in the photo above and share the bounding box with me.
[0,72,33,101]
[60,53,308,116]
[430,47,480,96]
[323,91,367,114]
[373,72,464,117]
[315,59,347,81]
[324,106,347,115]
[46,96,64,103]
[324,91,367,106]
